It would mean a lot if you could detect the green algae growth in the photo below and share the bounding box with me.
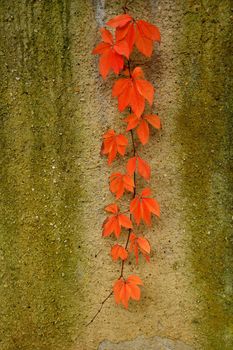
[177,1,233,349]
[0,1,88,349]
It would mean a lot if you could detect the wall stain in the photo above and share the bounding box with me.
[0,1,87,349]
[177,1,233,349]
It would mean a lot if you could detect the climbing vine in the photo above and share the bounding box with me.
[89,4,161,323]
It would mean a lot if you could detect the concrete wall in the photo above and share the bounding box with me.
[0,1,232,349]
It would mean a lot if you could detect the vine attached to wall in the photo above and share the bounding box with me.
[88,3,161,324]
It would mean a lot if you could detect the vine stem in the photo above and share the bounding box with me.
[86,291,113,326]
[119,127,136,278]
[87,21,136,328]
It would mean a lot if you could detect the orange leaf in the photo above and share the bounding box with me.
[116,22,136,54]
[129,197,141,225]
[126,157,137,176]
[101,130,128,164]
[105,203,119,214]
[137,20,161,42]
[102,205,132,238]
[113,275,143,308]
[107,16,160,57]
[129,233,150,263]
[126,156,151,180]
[144,114,161,129]
[110,173,134,199]
[124,114,160,144]
[141,187,151,197]
[130,188,160,225]
[135,20,160,57]
[137,156,151,180]
[111,244,128,261]
[137,237,151,254]
[137,119,149,145]
[112,67,154,117]
[118,214,133,229]
[100,28,113,44]
[92,28,129,79]
[124,114,140,131]
[106,14,132,28]
[135,79,154,105]
[127,275,143,286]
[135,25,153,57]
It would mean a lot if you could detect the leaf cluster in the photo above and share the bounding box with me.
[92,10,161,310]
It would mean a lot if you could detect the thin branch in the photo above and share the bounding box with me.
[86,291,113,326]
[119,57,136,278]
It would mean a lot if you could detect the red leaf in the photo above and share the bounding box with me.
[137,156,151,180]
[124,114,160,144]
[132,66,144,79]
[111,244,128,261]
[116,22,136,54]
[114,40,130,59]
[113,275,143,308]
[102,206,132,239]
[105,203,119,214]
[107,16,160,57]
[126,156,151,180]
[126,157,137,176]
[135,25,153,57]
[130,188,160,225]
[135,79,154,105]
[141,188,151,197]
[129,197,141,225]
[137,119,149,145]
[92,28,129,79]
[101,130,128,164]
[92,42,110,55]
[110,173,134,199]
[137,20,161,42]
[106,14,132,28]
[112,67,154,117]
[129,233,150,263]
[135,20,160,57]
[127,275,143,286]
[118,214,133,229]
[144,114,161,129]
[137,237,150,254]
[100,28,113,44]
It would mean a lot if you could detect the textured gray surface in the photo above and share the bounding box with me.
[98,335,193,350]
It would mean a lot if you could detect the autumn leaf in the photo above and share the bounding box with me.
[111,244,128,261]
[101,129,128,165]
[127,156,151,180]
[102,203,132,238]
[92,27,130,79]
[106,14,132,28]
[124,113,161,145]
[107,15,160,56]
[135,20,161,57]
[112,67,154,117]
[110,172,134,199]
[113,275,143,308]
[130,188,160,225]
[129,233,150,264]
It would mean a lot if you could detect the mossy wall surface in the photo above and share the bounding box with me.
[0,1,232,350]
[177,1,233,349]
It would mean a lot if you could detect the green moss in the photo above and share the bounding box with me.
[177,1,233,349]
[0,1,89,349]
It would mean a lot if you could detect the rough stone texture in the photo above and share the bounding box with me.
[98,335,193,350]
[0,1,232,350]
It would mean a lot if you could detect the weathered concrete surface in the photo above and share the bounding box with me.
[98,335,193,350]
[0,0,232,350]
[0,1,87,349]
